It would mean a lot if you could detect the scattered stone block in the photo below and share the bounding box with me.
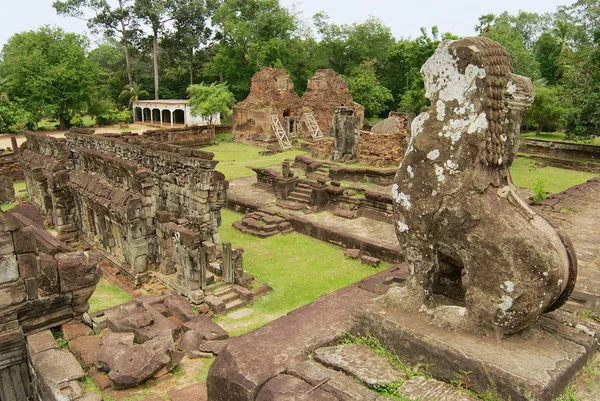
[68,335,101,368]
[31,348,85,385]
[62,321,93,341]
[360,255,381,267]
[398,376,477,401]
[189,350,214,359]
[164,293,196,322]
[313,343,406,388]
[89,367,111,390]
[182,314,228,341]
[344,248,361,259]
[233,286,253,304]
[205,295,226,315]
[177,330,203,352]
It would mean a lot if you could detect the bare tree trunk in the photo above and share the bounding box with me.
[121,21,133,86]
[153,27,159,100]
[189,48,194,85]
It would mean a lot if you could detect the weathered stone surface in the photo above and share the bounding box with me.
[398,376,478,401]
[163,293,196,322]
[0,255,19,284]
[344,248,361,259]
[205,295,226,315]
[351,293,596,401]
[177,330,204,352]
[183,314,228,341]
[26,330,58,355]
[105,332,176,388]
[77,393,103,401]
[68,335,101,368]
[360,255,381,267]
[287,360,385,401]
[392,37,575,335]
[313,343,405,388]
[0,210,20,232]
[207,284,376,401]
[168,382,207,401]
[62,321,93,341]
[55,252,102,292]
[12,226,36,254]
[0,175,14,204]
[106,300,153,333]
[32,348,85,384]
[0,280,26,308]
[95,332,135,372]
[0,232,14,255]
[17,252,38,279]
[256,374,337,401]
[37,252,60,295]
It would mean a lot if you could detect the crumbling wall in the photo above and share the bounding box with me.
[310,138,334,161]
[20,130,243,303]
[0,210,101,401]
[142,125,216,147]
[0,153,24,181]
[300,69,364,137]
[233,67,301,143]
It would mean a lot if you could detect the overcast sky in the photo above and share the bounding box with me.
[1,0,572,50]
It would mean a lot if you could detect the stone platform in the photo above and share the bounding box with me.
[351,293,597,401]
[227,176,402,262]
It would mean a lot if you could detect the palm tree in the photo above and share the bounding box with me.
[552,20,574,56]
[119,83,150,108]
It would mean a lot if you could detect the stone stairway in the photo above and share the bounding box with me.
[286,181,312,204]
[205,282,254,314]
[307,164,332,181]
[232,209,293,237]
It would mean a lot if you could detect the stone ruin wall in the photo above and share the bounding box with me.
[233,67,301,145]
[20,130,244,304]
[0,210,101,401]
[0,152,25,182]
[299,69,364,137]
[141,125,216,147]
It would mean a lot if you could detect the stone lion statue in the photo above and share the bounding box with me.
[392,37,577,335]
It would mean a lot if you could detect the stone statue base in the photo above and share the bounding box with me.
[350,290,596,401]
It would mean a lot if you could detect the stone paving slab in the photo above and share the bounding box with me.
[313,343,405,388]
[398,376,478,401]
[351,293,597,401]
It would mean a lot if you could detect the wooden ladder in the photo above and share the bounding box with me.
[269,114,293,150]
[302,112,324,140]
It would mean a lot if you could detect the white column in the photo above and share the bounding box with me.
[170,110,174,127]
[142,108,145,122]
[151,108,154,124]
[160,108,163,126]
[132,105,136,122]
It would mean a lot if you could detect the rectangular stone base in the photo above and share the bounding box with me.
[350,298,597,401]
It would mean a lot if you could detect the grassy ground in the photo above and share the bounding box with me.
[522,131,600,146]
[510,157,598,194]
[214,209,389,336]
[202,134,306,180]
[88,278,132,313]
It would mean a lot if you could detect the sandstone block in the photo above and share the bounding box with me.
[256,374,336,401]
[62,321,93,341]
[12,226,36,254]
[0,280,26,308]
[68,335,101,369]
[0,211,20,233]
[56,251,101,292]
[182,314,228,341]
[0,232,14,255]
[163,293,196,322]
[360,255,381,267]
[17,252,38,279]
[37,252,60,295]
[344,248,362,259]
[398,376,478,401]
[0,255,19,284]
[26,330,58,355]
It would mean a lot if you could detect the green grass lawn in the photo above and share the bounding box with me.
[214,209,389,336]
[88,278,132,313]
[37,116,95,131]
[522,131,600,146]
[510,157,598,194]
[203,136,306,180]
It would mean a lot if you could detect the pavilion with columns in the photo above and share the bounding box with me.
[132,99,220,127]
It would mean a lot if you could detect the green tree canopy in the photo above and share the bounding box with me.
[347,60,393,118]
[0,26,98,129]
[187,82,236,129]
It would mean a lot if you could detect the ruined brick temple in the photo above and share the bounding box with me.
[20,129,248,305]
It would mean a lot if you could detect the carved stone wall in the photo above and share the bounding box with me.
[20,130,242,303]
[0,210,101,400]
[0,153,24,181]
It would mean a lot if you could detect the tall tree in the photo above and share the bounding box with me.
[347,60,393,118]
[187,82,236,129]
[206,0,298,99]
[0,27,98,129]
[53,0,138,85]
[133,0,175,99]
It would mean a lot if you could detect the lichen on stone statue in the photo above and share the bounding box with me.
[391,37,577,335]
